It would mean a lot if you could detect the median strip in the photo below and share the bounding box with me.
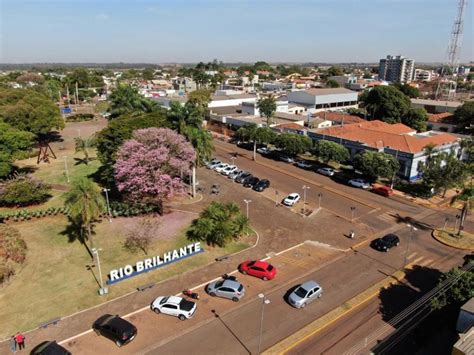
[263,265,412,354]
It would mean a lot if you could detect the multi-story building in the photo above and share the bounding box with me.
[378,55,415,83]
[414,69,433,82]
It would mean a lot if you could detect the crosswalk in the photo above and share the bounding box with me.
[406,251,434,267]
[376,210,400,223]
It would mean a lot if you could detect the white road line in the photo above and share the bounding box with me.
[407,252,418,260]
[58,329,93,345]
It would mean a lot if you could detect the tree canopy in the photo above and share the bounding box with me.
[108,84,159,119]
[362,86,411,123]
[326,79,340,88]
[402,108,428,132]
[432,266,474,310]
[0,121,35,177]
[454,101,474,129]
[393,83,420,98]
[313,140,349,164]
[421,150,466,196]
[0,88,64,137]
[256,96,277,126]
[275,133,312,156]
[354,151,400,180]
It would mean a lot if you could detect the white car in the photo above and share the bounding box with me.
[283,193,301,206]
[214,163,229,173]
[257,147,271,155]
[207,160,222,169]
[228,169,243,180]
[348,179,371,189]
[296,161,312,169]
[221,165,238,176]
[151,296,197,321]
[317,167,335,176]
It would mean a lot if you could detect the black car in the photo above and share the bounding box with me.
[235,172,252,184]
[243,176,259,188]
[372,234,400,252]
[30,341,71,355]
[92,314,137,347]
[252,179,270,192]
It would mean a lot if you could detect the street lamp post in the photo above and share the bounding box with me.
[257,294,271,355]
[275,190,279,207]
[318,193,322,210]
[92,248,108,296]
[404,224,418,267]
[230,156,236,165]
[244,199,252,219]
[302,185,310,216]
[63,156,70,183]
[103,188,112,223]
[350,206,356,223]
[454,214,461,231]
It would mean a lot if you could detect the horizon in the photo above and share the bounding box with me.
[1,0,473,64]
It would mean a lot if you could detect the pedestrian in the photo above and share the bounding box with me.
[9,335,16,353]
[349,230,355,239]
[15,332,25,351]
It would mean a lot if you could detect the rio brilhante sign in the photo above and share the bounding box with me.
[107,242,203,285]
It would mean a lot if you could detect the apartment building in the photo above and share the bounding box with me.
[378,55,415,83]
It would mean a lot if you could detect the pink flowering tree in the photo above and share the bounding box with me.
[114,128,196,203]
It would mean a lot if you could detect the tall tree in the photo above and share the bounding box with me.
[354,151,400,181]
[74,135,97,165]
[362,86,410,123]
[454,101,474,129]
[0,121,34,177]
[64,178,105,250]
[326,79,340,88]
[402,108,428,132]
[108,84,159,119]
[313,140,349,164]
[257,96,277,126]
[421,151,466,197]
[393,83,420,98]
[275,133,312,156]
[114,128,196,203]
[432,266,474,310]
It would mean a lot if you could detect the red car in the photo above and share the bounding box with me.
[239,260,277,280]
[371,186,393,197]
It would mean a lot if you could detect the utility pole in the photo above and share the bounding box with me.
[404,224,418,267]
[63,156,70,183]
[257,294,271,355]
[92,248,108,296]
[302,185,310,216]
[192,165,196,198]
[103,188,112,223]
[244,199,252,219]
[318,193,322,209]
[350,206,356,223]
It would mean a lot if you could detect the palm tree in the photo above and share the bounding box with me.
[74,135,97,164]
[185,127,214,166]
[64,178,105,250]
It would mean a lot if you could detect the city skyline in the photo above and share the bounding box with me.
[1,0,473,64]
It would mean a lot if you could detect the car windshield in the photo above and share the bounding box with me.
[214,281,223,288]
[288,195,295,200]
[160,297,169,304]
[295,287,308,298]
[237,284,244,292]
[267,265,274,271]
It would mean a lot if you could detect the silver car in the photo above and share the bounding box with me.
[228,169,243,180]
[206,279,245,302]
[288,280,323,308]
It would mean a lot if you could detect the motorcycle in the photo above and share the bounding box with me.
[183,289,200,300]
[222,273,237,281]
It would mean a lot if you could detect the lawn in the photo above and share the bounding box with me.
[0,212,252,338]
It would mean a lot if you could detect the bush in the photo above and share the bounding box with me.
[0,176,52,207]
[0,224,27,283]
[65,113,94,122]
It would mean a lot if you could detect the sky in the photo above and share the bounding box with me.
[0,0,473,64]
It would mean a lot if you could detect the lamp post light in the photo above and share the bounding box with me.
[230,156,237,165]
[404,224,418,267]
[350,206,356,223]
[318,193,322,210]
[257,294,271,355]
[92,248,108,296]
[63,156,70,183]
[103,188,112,223]
[302,185,310,216]
[244,199,252,219]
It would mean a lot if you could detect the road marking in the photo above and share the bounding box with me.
[412,256,425,265]
[407,252,418,260]
[419,258,433,267]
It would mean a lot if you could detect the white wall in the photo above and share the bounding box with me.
[208,98,257,108]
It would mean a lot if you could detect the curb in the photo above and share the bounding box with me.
[432,230,474,251]
[263,265,412,354]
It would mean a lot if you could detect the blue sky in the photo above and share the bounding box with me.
[1,0,472,63]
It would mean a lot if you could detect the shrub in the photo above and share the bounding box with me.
[0,224,27,283]
[65,113,94,122]
[0,176,51,207]
[123,217,157,254]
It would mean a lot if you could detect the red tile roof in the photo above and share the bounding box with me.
[316,120,458,153]
[428,112,456,123]
[313,111,365,124]
[273,123,305,130]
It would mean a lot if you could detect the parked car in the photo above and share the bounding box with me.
[239,260,277,280]
[371,234,400,252]
[221,165,238,176]
[30,341,71,355]
[151,296,197,320]
[228,169,243,180]
[283,193,301,206]
[207,160,222,170]
[296,161,312,169]
[317,167,335,176]
[348,178,371,189]
[92,314,137,347]
[371,185,393,197]
[252,179,270,192]
[206,279,245,302]
[235,171,252,183]
[288,280,323,308]
[243,176,260,188]
[257,147,271,155]
[279,155,295,163]
[214,163,229,173]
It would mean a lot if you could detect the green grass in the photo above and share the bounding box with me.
[0,216,250,338]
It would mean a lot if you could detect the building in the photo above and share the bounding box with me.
[411,98,463,114]
[208,93,257,108]
[453,298,474,355]
[241,96,289,115]
[328,75,357,88]
[306,120,459,181]
[287,88,358,112]
[262,81,295,92]
[427,112,460,133]
[414,69,434,82]
[312,111,365,125]
[378,55,415,83]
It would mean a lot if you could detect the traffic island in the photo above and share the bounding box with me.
[432,228,474,251]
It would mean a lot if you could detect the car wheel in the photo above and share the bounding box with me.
[301,302,306,308]
[232,297,239,302]
[242,270,247,275]
[94,329,100,336]
[153,308,160,314]
[318,293,322,298]
[262,276,268,281]
[386,247,390,252]
[115,340,122,347]
[209,292,216,297]
[396,242,400,246]
[178,314,186,321]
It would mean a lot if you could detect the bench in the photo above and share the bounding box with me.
[137,283,155,292]
[39,317,61,329]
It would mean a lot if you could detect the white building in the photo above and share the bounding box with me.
[411,98,463,114]
[414,69,433,82]
[328,75,357,87]
[287,88,358,112]
[378,55,415,83]
[208,93,258,108]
